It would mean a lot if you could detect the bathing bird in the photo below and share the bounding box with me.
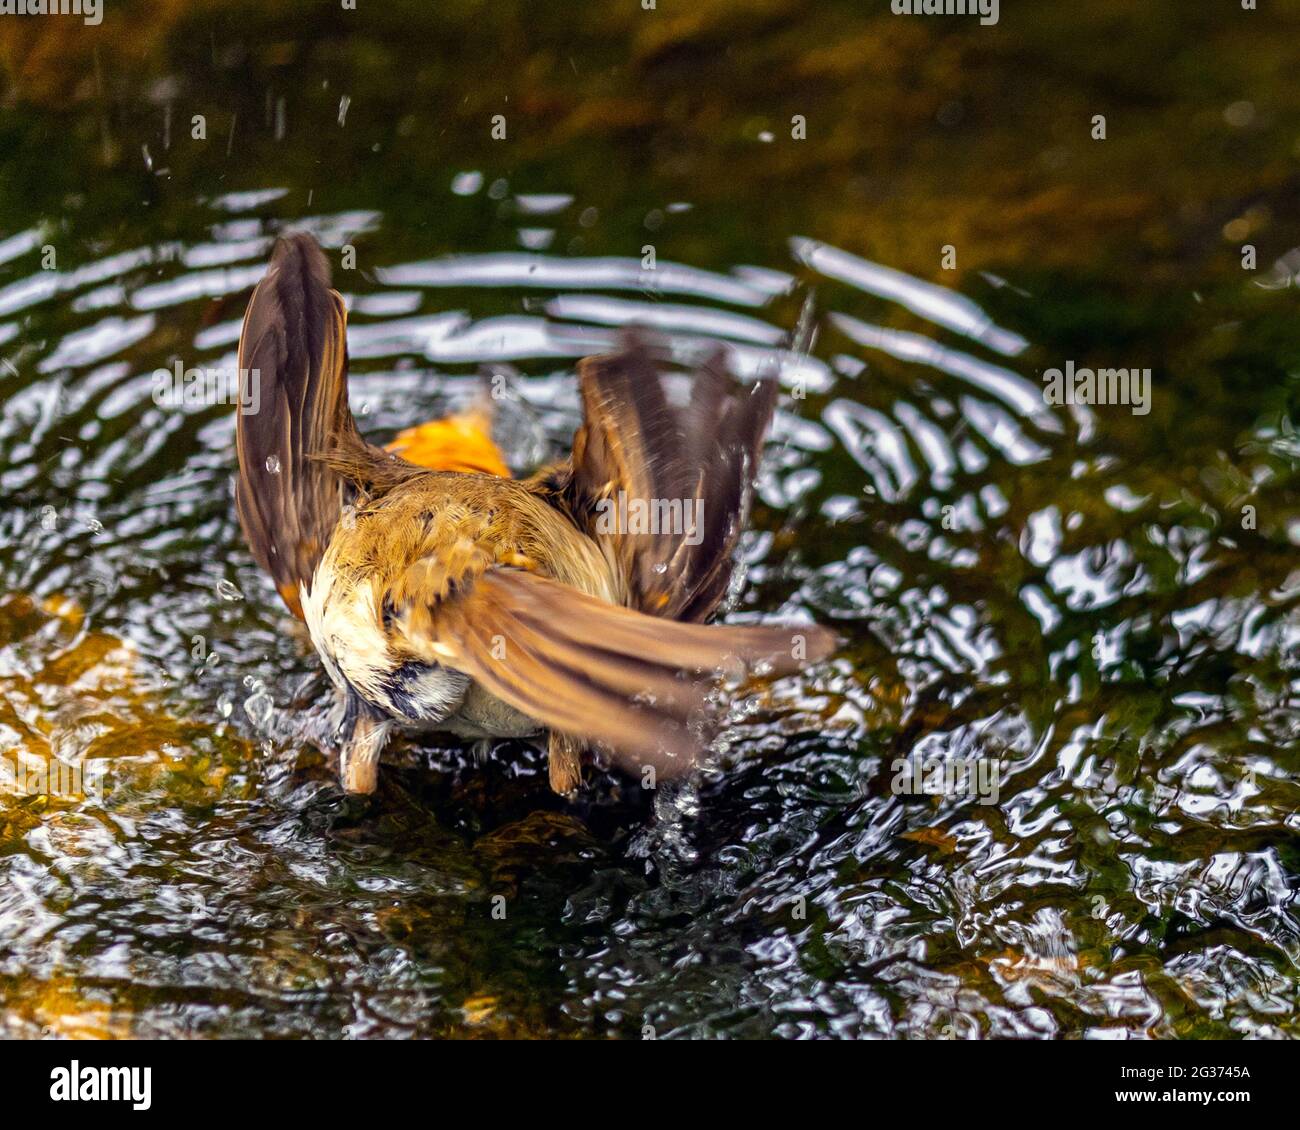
[234,233,834,795]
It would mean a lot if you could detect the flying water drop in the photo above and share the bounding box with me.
[216,579,244,602]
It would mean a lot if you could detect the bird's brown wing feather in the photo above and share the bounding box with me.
[235,235,366,618]
[235,234,402,618]
[391,565,835,778]
[536,332,778,623]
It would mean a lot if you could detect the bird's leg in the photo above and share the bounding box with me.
[341,712,393,795]
[548,732,584,796]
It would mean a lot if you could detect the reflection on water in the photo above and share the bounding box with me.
[1,1,1299,1039]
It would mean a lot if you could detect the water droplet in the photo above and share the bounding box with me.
[451,170,483,196]
[265,454,281,474]
[244,690,274,729]
[85,518,103,534]
[1224,100,1255,128]
[217,694,233,719]
[337,95,351,126]
[40,505,59,531]
[652,562,668,575]
[216,579,243,602]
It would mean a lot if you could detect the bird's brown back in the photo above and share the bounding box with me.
[321,471,620,614]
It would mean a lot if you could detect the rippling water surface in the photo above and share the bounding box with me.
[1,2,1298,1038]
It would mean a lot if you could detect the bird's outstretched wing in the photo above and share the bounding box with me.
[234,234,376,618]
[533,332,777,623]
[389,562,835,780]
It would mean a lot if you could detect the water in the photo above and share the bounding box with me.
[0,2,1298,1039]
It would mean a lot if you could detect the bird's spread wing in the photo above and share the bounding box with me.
[234,234,377,618]
[388,562,835,778]
[535,332,778,623]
